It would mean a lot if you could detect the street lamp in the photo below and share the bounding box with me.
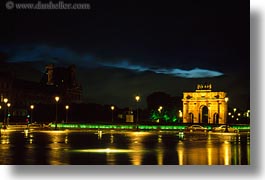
[158,106,163,113]
[179,110,183,118]
[7,103,11,126]
[224,97,229,132]
[3,98,8,129]
[135,95,140,124]
[65,105,69,123]
[55,96,60,130]
[30,105,34,124]
[3,98,8,104]
[110,105,115,123]
[158,106,163,123]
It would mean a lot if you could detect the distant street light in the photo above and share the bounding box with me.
[179,110,183,118]
[3,98,8,104]
[30,105,34,124]
[3,98,8,129]
[110,105,115,123]
[6,102,11,126]
[224,97,229,132]
[158,106,163,123]
[55,96,60,130]
[65,105,69,123]
[135,95,140,124]
[158,106,163,113]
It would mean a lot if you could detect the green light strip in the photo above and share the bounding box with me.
[50,123,250,130]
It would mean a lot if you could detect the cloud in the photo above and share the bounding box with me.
[154,67,223,78]
[101,61,224,78]
[0,44,97,68]
[100,60,149,72]
[1,44,223,78]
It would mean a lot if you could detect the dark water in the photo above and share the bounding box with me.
[0,129,250,165]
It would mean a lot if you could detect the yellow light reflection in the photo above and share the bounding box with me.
[247,142,250,165]
[207,148,212,165]
[65,135,68,144]
[47,132,70,165]
[24,129,29,138]
[106,147,116,165]
[176,141,184,165]
[110,134,114,143]
[1,138,10,144]
[127,132,150,165]
[157,150,163,165]
[156,134,164,165]
[158,134,162,143]
[1,130,10,144]
[42,130,67,134]
[69,148,137,153]
[223,141,231,165]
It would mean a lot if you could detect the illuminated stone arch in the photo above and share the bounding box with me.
[188,113,194,123]
[182,84,228,124]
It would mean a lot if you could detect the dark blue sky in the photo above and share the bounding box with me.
[0,0,249,109]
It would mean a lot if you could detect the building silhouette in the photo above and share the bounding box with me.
[0,64,82,122]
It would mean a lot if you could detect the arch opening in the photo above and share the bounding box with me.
[213,113,219,124]
[188,113,194,123]
[201,106,208,124]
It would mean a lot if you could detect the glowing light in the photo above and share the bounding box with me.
[135,95,140,102]
[179,110,183,118]
[65,105,69,110]
[3,98,8,103]
[69,148,140,153]
[49,123,249,131]
[30,105,34,110]
[55,96,60,102]
[158,106,163,113]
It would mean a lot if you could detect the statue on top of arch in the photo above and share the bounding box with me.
[197,83,212,90]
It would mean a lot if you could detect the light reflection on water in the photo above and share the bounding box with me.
[0,129,250,165]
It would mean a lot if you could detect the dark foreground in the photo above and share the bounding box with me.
[0,129,250,165]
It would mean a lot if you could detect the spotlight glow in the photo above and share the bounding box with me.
[68,148,142,153]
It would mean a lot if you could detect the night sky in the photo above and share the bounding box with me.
[0,0,249,109]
